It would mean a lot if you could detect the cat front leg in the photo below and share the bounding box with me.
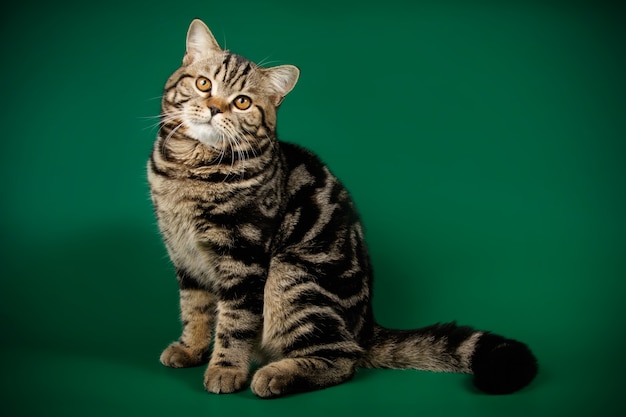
[204,298,263,394]
[160,270,217,368]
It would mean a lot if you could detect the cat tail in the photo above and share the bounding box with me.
[360,322,538,394]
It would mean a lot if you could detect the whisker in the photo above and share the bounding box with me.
[238,138,249,180]
[237,138,246,165]
[208,133,226,165]
[145,95,165,102]
[216,134,227,167]
[240,128,262,159]
[161,122,185,155]
[143,115,175,132]
[240,134,258,160]
[229,136,237,169]
[150,110,187,134]
[256,55,281,68]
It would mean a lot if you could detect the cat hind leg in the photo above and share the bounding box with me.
[250,356,356,398]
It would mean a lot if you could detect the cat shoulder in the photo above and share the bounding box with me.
[279,141,326,172]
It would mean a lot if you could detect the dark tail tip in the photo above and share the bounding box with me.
[471,333,538,395]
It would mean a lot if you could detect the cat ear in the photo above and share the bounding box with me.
[263,65,300,106]
[183,19,222,65]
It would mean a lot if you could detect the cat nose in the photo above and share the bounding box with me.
[208,105,222,116]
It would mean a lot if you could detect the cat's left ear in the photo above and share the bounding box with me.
[183,19,222,65]
[263,65,300,106]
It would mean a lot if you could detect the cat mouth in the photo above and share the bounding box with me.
[187,121,223,149]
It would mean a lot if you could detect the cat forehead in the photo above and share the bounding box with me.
[187,53,263,89]
[189,53,256,75]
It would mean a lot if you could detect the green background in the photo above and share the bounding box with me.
[1,0,624,415]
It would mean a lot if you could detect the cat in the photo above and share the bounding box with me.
[147,18,538,398]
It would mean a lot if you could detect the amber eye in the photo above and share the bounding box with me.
[196,77,212,92]
[233,95,252,110]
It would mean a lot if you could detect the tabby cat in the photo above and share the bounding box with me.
[148,19,538,398]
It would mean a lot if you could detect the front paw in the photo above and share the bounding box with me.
[204,365,248,394]
[160,342,208,368]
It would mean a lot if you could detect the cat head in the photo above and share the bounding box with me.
[162,19,299,151]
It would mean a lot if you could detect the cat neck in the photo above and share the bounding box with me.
[156,130,278,180]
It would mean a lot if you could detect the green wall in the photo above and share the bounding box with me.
[2,1,624,416]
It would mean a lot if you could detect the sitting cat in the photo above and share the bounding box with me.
[148,18,538,398]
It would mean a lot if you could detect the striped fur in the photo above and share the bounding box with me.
[148,19,538,398]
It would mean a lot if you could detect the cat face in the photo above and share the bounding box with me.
[162,19,299,152]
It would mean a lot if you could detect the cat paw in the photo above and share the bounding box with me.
[250,364,293,398]
[203,366,248,394]
[160,342,208,368]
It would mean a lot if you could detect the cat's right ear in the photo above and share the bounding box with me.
[183,19,222,65]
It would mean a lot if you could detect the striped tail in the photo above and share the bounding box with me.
[361,322,538,394]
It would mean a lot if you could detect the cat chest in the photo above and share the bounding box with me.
[150,180,229,283]
[150,176,277,283]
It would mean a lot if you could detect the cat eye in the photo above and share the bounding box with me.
[196,77,212,92]
[233,95,252,110]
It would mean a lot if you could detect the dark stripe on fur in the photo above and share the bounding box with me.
[149,153,170,178]
[166,73,194,90]
[221,53,232,82]
[281,314,346,347]
[177,268,205,290]
[301,347,363,361]
[230,62,252,89]
[419,322,477,354]
[225,54,249,85]
[255,106,273,134]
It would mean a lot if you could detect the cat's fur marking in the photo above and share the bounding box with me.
[148,19,538,398]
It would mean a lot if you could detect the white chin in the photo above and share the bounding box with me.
[187,123,223,149]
